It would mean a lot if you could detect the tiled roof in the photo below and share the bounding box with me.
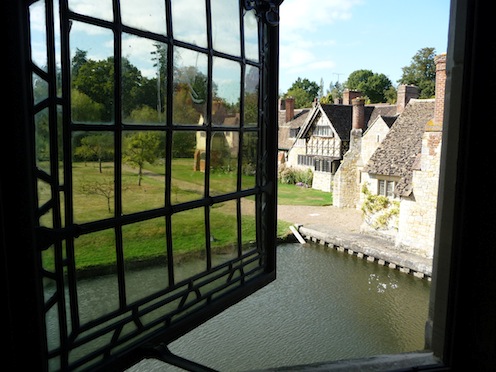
[363,99,435,196]
[278,109,310,150]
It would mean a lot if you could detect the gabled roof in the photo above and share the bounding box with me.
[278,109,310,150]
[363,99,435,196]
[296,103,397,142]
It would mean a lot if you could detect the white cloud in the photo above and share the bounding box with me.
[278,0,362,90]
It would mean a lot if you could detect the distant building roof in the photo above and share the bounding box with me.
[363,99,435,197]
[278,108,310,150]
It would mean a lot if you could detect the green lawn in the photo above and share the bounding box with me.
[278,182,333,206]
[39,161,332,271]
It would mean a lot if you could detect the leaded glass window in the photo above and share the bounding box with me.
[28,0,280,370]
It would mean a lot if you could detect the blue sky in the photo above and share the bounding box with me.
[278,0,451,94]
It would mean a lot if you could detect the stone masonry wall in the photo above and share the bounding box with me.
[333,129,362,208]
[396,132,442,258]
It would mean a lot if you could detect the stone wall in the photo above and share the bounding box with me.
[333,129,362,208]
[396,131,442,258]
[312,171,332,192]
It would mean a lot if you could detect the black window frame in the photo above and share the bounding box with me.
[4,0,496,371]
[4,1,281,371]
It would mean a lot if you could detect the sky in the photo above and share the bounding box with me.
[29,0,451,101]
[278,0,451,94]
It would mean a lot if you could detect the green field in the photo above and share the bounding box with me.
[39,161,331,271]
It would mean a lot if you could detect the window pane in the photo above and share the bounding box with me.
[210,131,238,195]
[172,208,207,282]
[173,47,208,125]
[171,0,207,47]
[29,0,47,71]
[210,200,238,260]
[386,181,394,198]
[68,0,113,22]
[123,217,169,304]
[120,0,166,35]
[74,229,119,323]
[172,131,204,203]
[70,22,114,123]
[122,131,166,214]
[241,132,258,189]
[35,108,50,173]
[211,0,241,56]
[378,180,385,196]
[213,57,241,126]
[244,66,259,127]
[244,9,259,61]
[72,132,115,223]
[122,35,167,125]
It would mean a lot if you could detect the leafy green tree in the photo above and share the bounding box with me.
[74,133,114,173]
[398,47,437,98]
[71,89,105,122]
[284,77,320,108]
[123,132,161,186]
[345,70,392,103]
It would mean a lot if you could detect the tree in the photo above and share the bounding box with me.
[123,132,161,186]
[344,70,393,103]
[74,133,114,173]
[398,47,437,98]
[284,77,320,108]
[80,178,114,213]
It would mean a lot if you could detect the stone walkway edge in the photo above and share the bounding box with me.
[294,224,433,280]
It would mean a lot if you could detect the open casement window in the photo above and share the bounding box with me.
[21,0,280,370]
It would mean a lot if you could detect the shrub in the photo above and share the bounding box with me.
[278,166,313,187]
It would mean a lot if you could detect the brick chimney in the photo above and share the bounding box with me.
[397,85,419,114]
[433,53,447,126]
[285,97,295,123]
[425,53,446,131]
[352,97,365,130]
[343,89,362,105]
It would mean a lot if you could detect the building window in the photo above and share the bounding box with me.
[314,158,331,172]
[298,154,314,166]
[289,127,300,137]
[314,125,333,137]
[378,179,395,198]
[25,1,279,369]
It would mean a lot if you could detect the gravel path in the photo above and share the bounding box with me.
[277,204,363,234]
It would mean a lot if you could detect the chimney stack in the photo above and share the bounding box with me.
[433,53,447,126]
[397,85,419,114]
[285,97,295,123]
[425,53,446,131]
[352,97,366,130]
[343,89,362,105]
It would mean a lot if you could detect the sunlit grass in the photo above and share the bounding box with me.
[38,161,330,270]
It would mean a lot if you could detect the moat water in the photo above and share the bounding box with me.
[132,242,431,371]
[44,242,431,370]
